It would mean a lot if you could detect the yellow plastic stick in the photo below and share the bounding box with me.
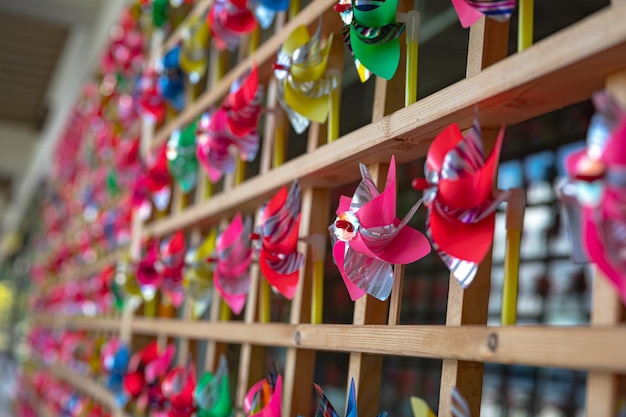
[406,40,418,106]
[288,0,301,20]
[398,11,420,107]
[502,189,526,325]
[220,301,232,321]
[518,0,534,52]
[273,119,286,167]
[302,234,326,324]
[328,84,341,143]
[311,260,325,324]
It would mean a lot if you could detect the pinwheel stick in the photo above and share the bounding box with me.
[303,234,326,324]
[518,0,534,52]
[502,188,526,325]
[328,82,341,142]
[397,11,420,107]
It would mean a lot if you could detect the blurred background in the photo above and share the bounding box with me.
[0,0,619,416]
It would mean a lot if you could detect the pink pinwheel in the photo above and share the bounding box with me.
[208,0,257,51]
[451,0,515,28]
[160,231,187,307]
[162,364,197,417]
[329,156,430,301]
[256,181,304,300]
[557,91,626,304]
[412,117,508,288]
[196,67,262,183]
[243,371,281,417]
[213,213,253,314]
[136,240,163,300]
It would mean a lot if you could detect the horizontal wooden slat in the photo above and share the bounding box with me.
[131,318,296,346]
[49,316,626,372]
[143,4,626,238]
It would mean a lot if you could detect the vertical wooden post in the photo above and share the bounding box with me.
[344,1,411,411]
[438,17,509,417]
[234,16,288,414]
[585,12,626,411]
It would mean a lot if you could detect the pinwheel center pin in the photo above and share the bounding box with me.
[333,211,360,242]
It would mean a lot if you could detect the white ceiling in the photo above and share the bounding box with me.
[0,0,127,258]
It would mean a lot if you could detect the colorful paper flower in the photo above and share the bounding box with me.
[274,24,340,134]
[256,180,304,300]
[310,379,386,417]
[159,46,186,112]
[557,91,626,304]
[335,0,405,82]
[329,156,430,301]
[412,116,508,288]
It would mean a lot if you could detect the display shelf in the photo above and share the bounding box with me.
[143,3,626,238]
[44,316,626,373]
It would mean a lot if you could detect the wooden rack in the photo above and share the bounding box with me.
[34,0,626,416]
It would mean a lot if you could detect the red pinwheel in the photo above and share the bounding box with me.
[196,67,262,183]
[256,181,304,300]
[208,0,257,51]
[412,117,508,288]
[329,156,430,301]
[146,146,172,211]
[136,240,163,300]
[162,365,197,417]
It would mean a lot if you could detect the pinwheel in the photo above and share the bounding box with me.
[243,370,282,417]
[412,117,508,289]
[162,364,197,417]
[136,239,163,301]
[329,156,430,301]
[139,68,167,124]
[213,214,253,315]
[335,0,405,82]
[308,379,386,417]
[160,231,187,308]
[248,0,289,29]
[146,145,173,211]
[274,25,340,134]
[196,355,233,417]
[196,67,263,183]
[180,14,210,84]
[159,46,186,112]
[557,91,626,304]
[255,180,304,300]
[100,338,130,406]
[451,0,515,28]
[123,341,175,413]
[208,0,258,51]
[183,229,217,318]
[167,121,199,193]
